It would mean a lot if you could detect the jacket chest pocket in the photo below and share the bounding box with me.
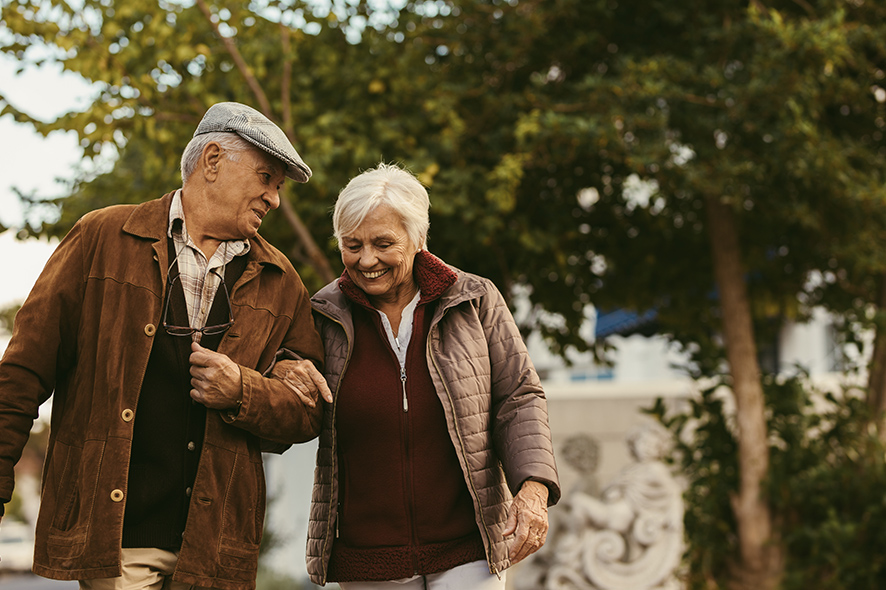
[222,305,277,366]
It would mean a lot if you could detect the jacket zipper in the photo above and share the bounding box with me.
[312,308,353,585]
[427,314,500,576]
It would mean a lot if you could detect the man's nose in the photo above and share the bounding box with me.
[265,187,281,210]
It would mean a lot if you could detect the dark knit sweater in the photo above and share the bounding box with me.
[122,239,246,549]
[326,253,486,582]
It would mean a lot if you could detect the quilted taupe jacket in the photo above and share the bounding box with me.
[306,255,560,585]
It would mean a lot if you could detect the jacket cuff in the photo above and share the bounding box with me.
[221,365,254,424]
[522,477,562,507]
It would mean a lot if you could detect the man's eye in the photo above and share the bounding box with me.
[261,174,272,184]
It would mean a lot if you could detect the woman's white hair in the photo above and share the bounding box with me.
[180,132,252,182]
[333,163,430,250]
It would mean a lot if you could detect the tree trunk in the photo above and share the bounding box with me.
[704,196,781,590]
[866,273,886,428]
[277,194,336,284]
[197,0,336,285]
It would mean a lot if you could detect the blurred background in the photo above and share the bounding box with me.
[2,1,886,589]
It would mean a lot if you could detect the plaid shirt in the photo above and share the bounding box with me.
[167,190,250,341]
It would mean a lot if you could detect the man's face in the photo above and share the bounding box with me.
[211,147,286,240]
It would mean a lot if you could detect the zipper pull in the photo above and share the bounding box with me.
[401,367,408,412]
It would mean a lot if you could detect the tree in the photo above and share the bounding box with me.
[4,0,886,587]
[399,0,886,587]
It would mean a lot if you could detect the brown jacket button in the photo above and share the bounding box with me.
[110,489,124,502]
[121,409,134,422]
[144,324,156,337]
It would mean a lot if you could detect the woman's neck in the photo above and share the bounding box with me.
[370,281,419,334]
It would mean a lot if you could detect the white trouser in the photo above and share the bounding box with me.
[79,548,212,590]
[339,560,506,590]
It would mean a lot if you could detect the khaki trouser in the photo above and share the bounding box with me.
[79,548,213,590]
[338,560,506,590]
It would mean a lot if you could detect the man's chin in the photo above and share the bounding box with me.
[241,222,261,238]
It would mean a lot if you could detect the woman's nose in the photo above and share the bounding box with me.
[359,248,377,266]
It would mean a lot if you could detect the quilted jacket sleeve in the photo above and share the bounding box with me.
[479,279,561,505]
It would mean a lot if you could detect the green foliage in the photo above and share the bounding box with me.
[0,302,20,335]
[649,376,886,589]
[2,0,886,363]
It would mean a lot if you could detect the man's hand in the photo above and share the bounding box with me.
[272,359,333,407]
[503,480,550,564]
[189,341,243,409]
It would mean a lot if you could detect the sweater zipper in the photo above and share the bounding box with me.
[403,384,419,575]
[400,367,408,411]
[393,325,417,569]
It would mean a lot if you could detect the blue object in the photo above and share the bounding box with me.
[594,308,658,338]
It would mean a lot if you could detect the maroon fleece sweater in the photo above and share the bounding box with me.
[327,254,486,581]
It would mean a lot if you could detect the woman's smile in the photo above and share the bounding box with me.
[362,269,390,279]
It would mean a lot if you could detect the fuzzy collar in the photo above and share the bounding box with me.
[338,250,458,309]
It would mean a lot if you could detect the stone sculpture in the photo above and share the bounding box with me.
[521,422,684,590]
[514,434,602,590]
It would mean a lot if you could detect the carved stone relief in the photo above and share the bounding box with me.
[516,423,684,590]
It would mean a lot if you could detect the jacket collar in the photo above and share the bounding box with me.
[312,251,489,321]
[337,250,457,309]
[122,191,289,273]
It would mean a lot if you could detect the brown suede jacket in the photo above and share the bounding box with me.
[0,193,324,590]
[305,251,561,585]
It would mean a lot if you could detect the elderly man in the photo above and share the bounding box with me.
[0,102,332,590]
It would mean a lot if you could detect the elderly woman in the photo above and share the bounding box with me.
[296,163,560,589]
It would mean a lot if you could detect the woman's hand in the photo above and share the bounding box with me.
[274,359,333,406]
[503,480,550,564]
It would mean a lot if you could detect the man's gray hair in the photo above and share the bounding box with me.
[180,132,252,182]
[333,163,431,251]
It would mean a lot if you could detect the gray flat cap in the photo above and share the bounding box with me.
[194,102,312,183]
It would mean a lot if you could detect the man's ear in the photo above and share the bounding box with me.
[202,142,223,181]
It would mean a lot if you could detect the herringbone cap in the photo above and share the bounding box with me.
[194,102,311,182]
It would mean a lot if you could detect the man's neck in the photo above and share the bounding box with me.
[180,187,222,259]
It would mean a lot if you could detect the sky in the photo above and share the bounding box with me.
[0,51,96,309]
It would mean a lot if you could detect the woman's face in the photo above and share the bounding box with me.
[340,205,418,305]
